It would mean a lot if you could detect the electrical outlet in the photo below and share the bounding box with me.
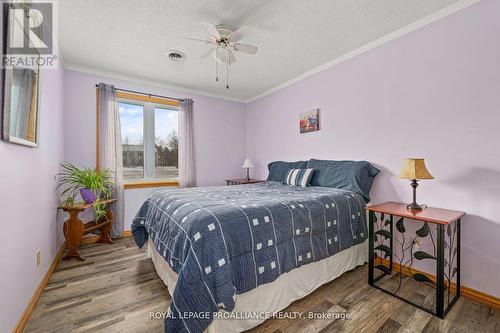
[36,250,41,267]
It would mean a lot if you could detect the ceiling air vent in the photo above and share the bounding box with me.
[166,50,186,62]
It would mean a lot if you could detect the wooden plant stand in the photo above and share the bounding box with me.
[58,199,116,261]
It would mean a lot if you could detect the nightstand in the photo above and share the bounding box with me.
[366,202,465,318]
[225,178,265,185]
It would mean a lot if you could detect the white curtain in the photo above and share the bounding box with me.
[98,83,124,237]
[179,99,196,187]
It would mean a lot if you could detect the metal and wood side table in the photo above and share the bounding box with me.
[58,199,116,261]
[366,202,465,318]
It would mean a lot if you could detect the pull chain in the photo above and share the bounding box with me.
[215,46,219,82]
[226,49,230,89]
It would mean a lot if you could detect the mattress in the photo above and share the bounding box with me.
[147,238,367,332]
[132,182,368,332]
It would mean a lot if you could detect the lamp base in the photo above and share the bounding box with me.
[406,202,428,211]
[406,179,428,211]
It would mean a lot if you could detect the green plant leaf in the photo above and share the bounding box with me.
[414,251,436,260]
[413,273,435,284]
[375,230,392,239]
[93,201,108,222]
[374,245,392,255]
[375,265,391,274]
[416,222,430,237]
[55,162,115,204]
[380,213,385,221]
[447,224,452,237]
[384,219,391,226]
[396,217,405,233]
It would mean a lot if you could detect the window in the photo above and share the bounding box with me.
[154,107,179,179]
[119,102,144,179]
[118,95,179,185]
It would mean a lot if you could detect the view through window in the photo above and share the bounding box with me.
[154,107,179,180]
[118,101,179,182]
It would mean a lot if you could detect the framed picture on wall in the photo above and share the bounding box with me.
[299,108,320,133]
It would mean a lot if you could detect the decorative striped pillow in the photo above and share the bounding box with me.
[284,168,314,187]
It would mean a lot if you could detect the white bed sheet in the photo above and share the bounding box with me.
[147,238,367,333]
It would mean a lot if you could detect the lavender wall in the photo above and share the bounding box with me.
[246,0,500,297]
[0,65,65,331]
[2,2,499,331]
[0,62,245,332]
[63,70,247,230]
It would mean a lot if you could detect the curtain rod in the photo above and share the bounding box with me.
[95,84,186,103]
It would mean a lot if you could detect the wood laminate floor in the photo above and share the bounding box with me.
[25,237,500,333]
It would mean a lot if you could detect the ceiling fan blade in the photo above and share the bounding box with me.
[233,43,258,55]
[228,49,237,65]
[201,22,220,39]
[184,37,215,45]
[229,26,249,42]
[199,48,215,59]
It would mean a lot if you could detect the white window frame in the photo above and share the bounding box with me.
[117,98,179,183]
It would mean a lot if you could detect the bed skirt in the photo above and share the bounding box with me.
[147,238,367,333]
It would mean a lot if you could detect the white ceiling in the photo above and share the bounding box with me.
[59,0,468,101]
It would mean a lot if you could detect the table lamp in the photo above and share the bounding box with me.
[242,158,254,181]
[399,158,434,211]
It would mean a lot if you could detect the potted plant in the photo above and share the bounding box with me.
[93,200,108,223]
[56,162,114,204]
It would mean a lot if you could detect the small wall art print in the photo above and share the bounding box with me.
[299,108,320,133]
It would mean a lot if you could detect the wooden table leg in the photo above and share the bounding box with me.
[97,207,114,244]
[63,209,85,261]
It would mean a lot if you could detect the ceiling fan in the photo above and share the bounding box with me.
[186,22,259,89]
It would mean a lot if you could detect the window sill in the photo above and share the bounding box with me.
[124,181,179,189]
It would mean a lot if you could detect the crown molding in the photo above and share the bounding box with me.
[63,0,480,105]
[55,48,65,68]
[63,63,247,104]
[245,0,480,103]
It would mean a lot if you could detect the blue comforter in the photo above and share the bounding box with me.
[131,182,367,332]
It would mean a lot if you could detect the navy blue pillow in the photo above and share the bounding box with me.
[267,160,307,182]
[306,159,380,202]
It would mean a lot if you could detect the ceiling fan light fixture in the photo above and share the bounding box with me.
[185,22,259,89]
[213,49,229,64]
[214,24,232,39]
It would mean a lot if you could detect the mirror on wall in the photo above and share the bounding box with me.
[2,66,41,147]
[2,1,42,147]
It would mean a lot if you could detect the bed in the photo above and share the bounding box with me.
[131,160,379,333]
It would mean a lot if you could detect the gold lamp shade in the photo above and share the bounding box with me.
[399,158,434,180]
